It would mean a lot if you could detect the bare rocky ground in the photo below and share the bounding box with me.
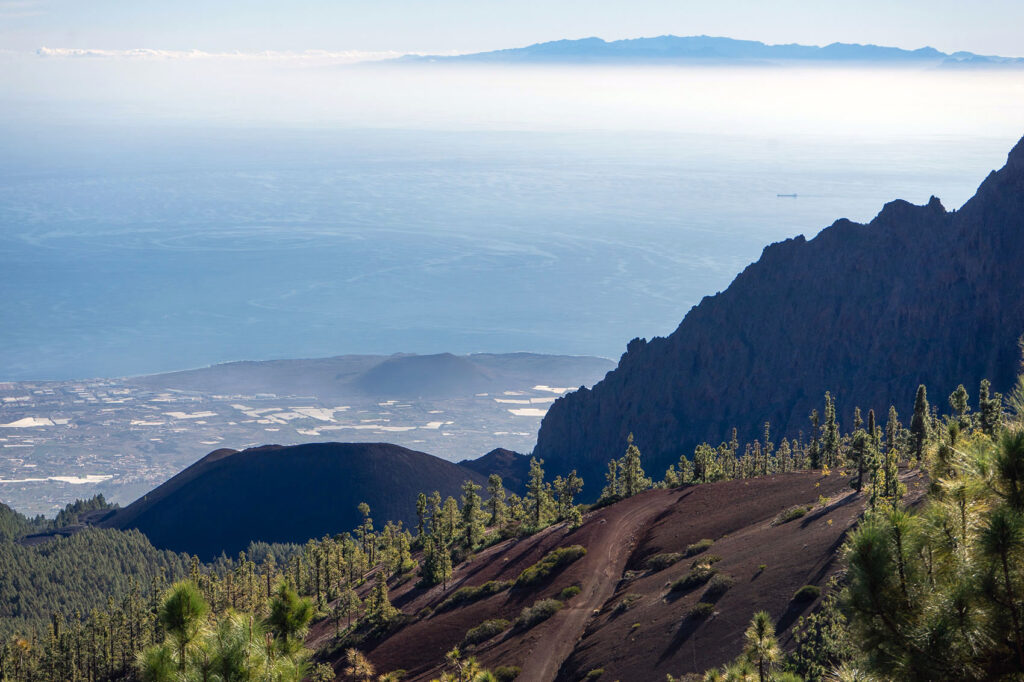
[311,469,926,681]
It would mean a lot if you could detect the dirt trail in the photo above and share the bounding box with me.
[516,495,675,682]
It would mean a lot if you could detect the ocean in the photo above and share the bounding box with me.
[0,62,1020,379]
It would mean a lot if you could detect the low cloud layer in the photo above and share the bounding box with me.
[34,47,410,64]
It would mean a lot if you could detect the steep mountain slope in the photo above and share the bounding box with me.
[534,136,1024,494]
[315,470,895,680]
[101,443,490,559]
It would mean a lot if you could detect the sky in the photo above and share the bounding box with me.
[2,0,1024,58]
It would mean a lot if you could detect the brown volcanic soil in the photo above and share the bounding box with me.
[316,469,927,681]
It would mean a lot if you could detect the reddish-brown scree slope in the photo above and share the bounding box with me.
[314,469,925,681]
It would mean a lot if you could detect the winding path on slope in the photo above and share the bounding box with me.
[516,493,679,682]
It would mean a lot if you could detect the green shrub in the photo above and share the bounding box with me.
[436,580,511,612]
[462,618,510,646]
[688,602,715,619]
[494,666,521,682]
[514,545,587,587]
[684,538,714,557]
[670,564,717,592]
[773,505,811,525]
[702,573,735,600]
[514,598,564,630]
[690,554,722,569]
[646,552,684,571]
[585,669,604,680]
[613,593,643,613]
[558,585,582,600]
[793,584,821,602]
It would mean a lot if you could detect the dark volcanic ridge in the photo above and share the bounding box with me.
[100,442,493,559]
[535,135,1024,498]
[459,448,531,495]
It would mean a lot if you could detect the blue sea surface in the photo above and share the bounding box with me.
[0,126,1013,380]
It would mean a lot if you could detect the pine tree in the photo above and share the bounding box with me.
[693,443,718,483]
[344,648,376,682]
[157,581,208,672]
[485,474,507,528]
[850,429,871,493]
[265,581,313,655]
[743,611,780,682]
[415,493,427,538]
[334,584,361,631]
[844,422,1024,678]
[364,572,397,625]
[602,458,621,500]
[867,409,879,448]
[883,406,904,503]
[865,409,883,509]
[979,378,1003,437]
[506,494,525,525]
[763,422,774,474]
[552,470,583,519]
[662,464,680,487]
[777,439,792,473]
[949,383,971,428]
[808,409,822,469]
[460,480,484,549]
[436,540,453,591]
[427,491,442,536]
[621,433,651,497]
[440,497,459,549]
[822,392,840,468]
[395,530,412,575]
[908,384,930,463]
[678,454,694,484]
[525,457,552,529]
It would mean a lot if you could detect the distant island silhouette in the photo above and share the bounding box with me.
[400,34,1024,67]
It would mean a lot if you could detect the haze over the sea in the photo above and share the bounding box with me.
[2,6,1023,379]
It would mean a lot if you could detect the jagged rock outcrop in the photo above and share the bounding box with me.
[534,136,1024,496]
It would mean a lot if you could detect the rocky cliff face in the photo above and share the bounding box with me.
[534,136,1024,495]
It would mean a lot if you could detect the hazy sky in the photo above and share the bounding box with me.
[2,0,1024,57]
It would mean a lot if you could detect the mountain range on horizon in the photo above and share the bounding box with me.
[400,34,1024,67]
